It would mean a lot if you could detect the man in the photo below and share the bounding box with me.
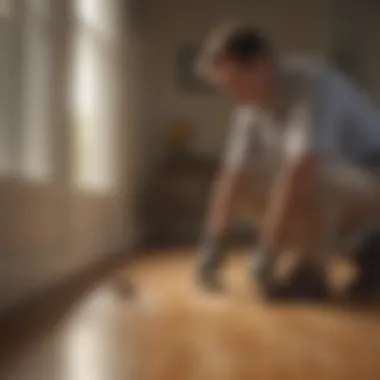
[195,23,380,300]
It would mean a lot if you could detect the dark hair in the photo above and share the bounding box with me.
[222,28,271,63]
[197,23,272,81]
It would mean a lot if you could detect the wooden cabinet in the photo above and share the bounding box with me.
[143,156,217,246]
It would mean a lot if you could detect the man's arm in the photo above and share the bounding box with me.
[201,108,255,251]
[197,164,246,288]
[205,166,245,239]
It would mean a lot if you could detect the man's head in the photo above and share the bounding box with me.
[197,23,277,105]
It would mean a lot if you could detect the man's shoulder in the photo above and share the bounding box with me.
[278,56,335,78]
[278,61,348,108]
[280,59,345,89]
[279,60,354,92]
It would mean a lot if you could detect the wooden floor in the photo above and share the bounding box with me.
[3,249,380,380]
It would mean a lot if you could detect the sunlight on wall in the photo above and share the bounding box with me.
[70,0,121,192]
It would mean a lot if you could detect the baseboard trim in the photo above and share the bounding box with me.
[0,243,137,317]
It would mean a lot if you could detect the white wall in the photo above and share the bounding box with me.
[141,0,332,160]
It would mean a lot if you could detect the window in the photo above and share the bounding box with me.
[70,0,122,191]
[20,0,54,181]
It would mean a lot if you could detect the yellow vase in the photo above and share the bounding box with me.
[167,120,192,150]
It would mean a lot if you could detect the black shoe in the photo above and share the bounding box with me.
[347,275,380,302]
[348,230,380,301]
[259,265,329,302]
[283,265,329,301]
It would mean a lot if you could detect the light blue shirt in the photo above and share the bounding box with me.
[284,64,380,165]
[224,64,380,174]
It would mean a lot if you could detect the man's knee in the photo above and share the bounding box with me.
[321,160,380,210]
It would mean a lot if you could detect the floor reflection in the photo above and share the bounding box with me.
[8,285,127,380]
[61,287,125,380]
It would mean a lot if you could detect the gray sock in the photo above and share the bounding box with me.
[198,237,227,277]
